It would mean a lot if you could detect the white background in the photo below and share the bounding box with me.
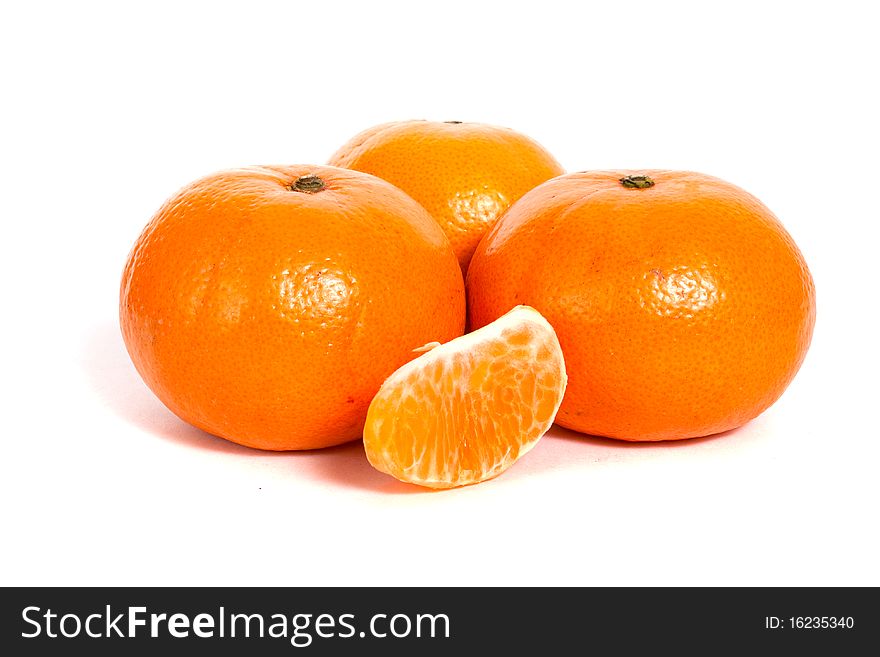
[2,1,878,586]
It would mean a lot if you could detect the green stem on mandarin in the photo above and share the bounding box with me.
[290,175,326,193]
[620,174,655,189]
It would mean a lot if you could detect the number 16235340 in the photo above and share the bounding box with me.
[765,617,854,630]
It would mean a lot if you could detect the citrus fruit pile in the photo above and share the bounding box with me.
[121,120,816,489]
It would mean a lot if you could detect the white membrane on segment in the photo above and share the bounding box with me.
[369,305,569,486]
[384,305,564,390]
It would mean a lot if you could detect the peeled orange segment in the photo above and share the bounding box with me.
[364,306,567,489]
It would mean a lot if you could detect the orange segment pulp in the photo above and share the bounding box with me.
[364,306,567,488]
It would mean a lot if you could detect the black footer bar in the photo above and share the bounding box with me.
[1,587,874,654]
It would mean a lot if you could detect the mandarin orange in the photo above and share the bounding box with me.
[364,306,567,488]
[467,171,816,441]
[121,165,465,450]
[329,120,564,274]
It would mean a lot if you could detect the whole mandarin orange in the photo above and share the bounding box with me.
[121,165,465,450]
[467,170,816,441]
[328,120,564,274]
